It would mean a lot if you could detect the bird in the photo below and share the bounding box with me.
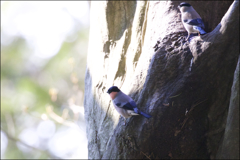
[107,86,152,125]
[178,2,207,41]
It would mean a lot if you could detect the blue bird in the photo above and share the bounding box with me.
[107,86,151,125]
[178,2,207,41]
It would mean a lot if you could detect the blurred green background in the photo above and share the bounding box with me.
[1,1,89,159]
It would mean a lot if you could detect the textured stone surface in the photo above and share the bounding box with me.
[84,1,238,159]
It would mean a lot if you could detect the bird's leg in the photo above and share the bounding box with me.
[198,31,200,36]
[186,33,190,41]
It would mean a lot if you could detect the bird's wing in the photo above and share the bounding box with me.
[193,26,207,34]
[183,18,205,28]
[115,101,137,111]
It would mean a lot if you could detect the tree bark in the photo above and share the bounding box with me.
[84,1,239,159]
[216,55,239,159]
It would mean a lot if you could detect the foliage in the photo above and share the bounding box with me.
[1,2,89,159]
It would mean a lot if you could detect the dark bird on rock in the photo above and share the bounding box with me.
[107,86,151,125]
[178,2,207,41]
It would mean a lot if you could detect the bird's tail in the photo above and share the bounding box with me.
[194,26,207,35]
[139,111,152,119]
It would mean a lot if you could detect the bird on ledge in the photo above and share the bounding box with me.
[178,2,207,41]
[107,86,151,125]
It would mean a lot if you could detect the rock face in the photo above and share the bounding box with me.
[84,1,239,159]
